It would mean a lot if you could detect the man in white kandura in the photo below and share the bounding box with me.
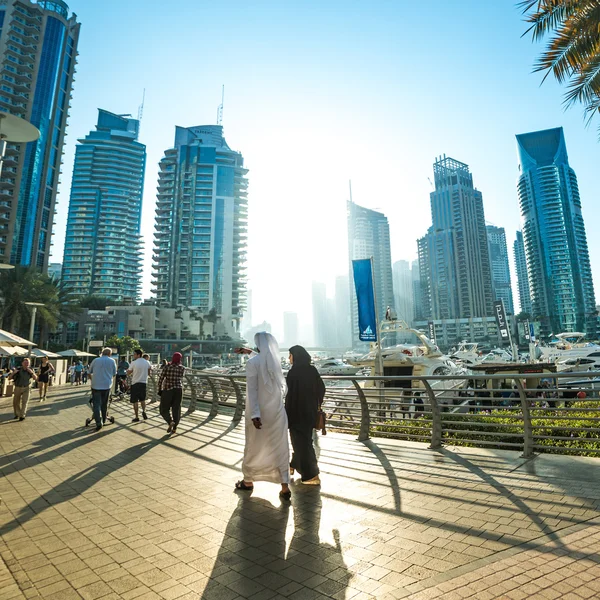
[235,332,291,500]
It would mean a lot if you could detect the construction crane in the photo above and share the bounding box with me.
[137,89,145,129]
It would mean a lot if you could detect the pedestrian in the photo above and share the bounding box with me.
[74,360,83,385]
[69,364,75,384]
[37,356,54,402]
[116,356,129,393]
[235,332,291,500]
[285,345,325,485]
[82,364,88,385]
[158,352,185,434]
[127,348,152,423]
[88,348,117,432]
[10,358,37,421]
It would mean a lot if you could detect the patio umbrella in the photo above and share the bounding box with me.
[0,329,35,347]
[30,348,62,359]
[57,350,97,358]
[0,345,29,357]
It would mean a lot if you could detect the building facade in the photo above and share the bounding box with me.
[334,274,352,348]
[516,127,596,336]
[414,316,502,351]
[347,200,394,346]
[0,0,80,270]
[418,156,494,321]
[513,230,532,315]
[486,225,514,314]
[61,109,146,301]
[393,259,414,324]
[152,125,248,335]
[283,311,299,348]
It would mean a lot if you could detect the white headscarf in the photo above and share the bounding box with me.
[254,332,287,397]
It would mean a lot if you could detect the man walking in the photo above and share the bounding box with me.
[116,356,129,394]
[127,348,152,422]
[88,348,117,432]
[10,358,37,421]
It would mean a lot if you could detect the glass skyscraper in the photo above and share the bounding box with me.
[347,200,393,345]
[516,127,596,336]
[0,0,79,270]
[486,225,514,314]
[418,156,494,320]
[62,110,146,302]
[152,125,248,334]
[513,230,532,316]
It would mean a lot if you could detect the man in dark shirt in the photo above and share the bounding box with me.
[10,358,37,421]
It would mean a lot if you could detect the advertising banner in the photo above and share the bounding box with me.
[352,259,377,342]
[428,321,436,344]
[494,300,509,340]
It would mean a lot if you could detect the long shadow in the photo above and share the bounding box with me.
[361,439,402,513]
[201,488,351,599]
[0,439,160,537]
[0,424,122,474]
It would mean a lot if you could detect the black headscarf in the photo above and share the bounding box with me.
[285,345,325,428]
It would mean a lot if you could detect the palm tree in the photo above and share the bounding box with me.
[0,266,78,339]
[520,1,600,131]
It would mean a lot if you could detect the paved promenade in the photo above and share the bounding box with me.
[1,386,600,600]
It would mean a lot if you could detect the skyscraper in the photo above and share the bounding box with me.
[0,0,80,270]
[334,274,352,348]
[513,230,532,315]
[516,127,596,336]
[486,225,514,314]
[312,281,328,347]
[283,311,299,348]
[152,125,248,335]
[62,110,146,301]
[347,200,393,345]
[418,156,494,320]
[393,260,414,324]
[411,260,424,322]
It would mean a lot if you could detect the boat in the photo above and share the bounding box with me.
[316,358,362,376]
[537,332,600,363]
[450,342,515,366]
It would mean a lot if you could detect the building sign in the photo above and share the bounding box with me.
[428,321,436,344]
[494,300,509,340]
[352,259,377,342]
[523,320,530,341]
[529,322,536,342]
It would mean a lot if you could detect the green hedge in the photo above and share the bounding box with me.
[366,402,600,456]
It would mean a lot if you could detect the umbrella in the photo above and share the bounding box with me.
[0,329,35,347]
[0,345,29,357]
[30,348,62,359]
[57,349,97,358]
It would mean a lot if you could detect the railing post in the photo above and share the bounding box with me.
[148,372,159,403]
[184,374,197,415]
[353,379,371,441]
[422,379,442,450]
[230,377,245,423]
[206,376,221,418]
[514,378,534,459]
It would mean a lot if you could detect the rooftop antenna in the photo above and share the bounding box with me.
[217,85,224,126]
[137,88,145,126]
[427,177,434,189]
[349,179,353,203]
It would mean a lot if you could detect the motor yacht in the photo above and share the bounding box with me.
[316,358,362,376]
[537,332,600,363]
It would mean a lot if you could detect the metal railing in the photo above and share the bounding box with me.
[147,370,600,458]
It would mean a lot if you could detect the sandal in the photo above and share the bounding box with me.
[279,490,292,501]
[235,480,253,491]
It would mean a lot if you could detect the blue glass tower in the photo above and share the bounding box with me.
[516,127,596,336]
[513,230,532,316]
[62,110,146,302]
[0,0,79,270]
[486,225,514,315]
[152,125,248,334]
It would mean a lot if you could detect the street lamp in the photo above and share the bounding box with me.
[24,301,44,356]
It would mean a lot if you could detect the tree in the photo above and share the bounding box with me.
[79,295,110,310]
[516,312,532,321]
[105,335,139,355]
[521,1,600,132]
[0,266,74,338]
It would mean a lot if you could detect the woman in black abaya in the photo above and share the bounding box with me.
[285,345,326,485]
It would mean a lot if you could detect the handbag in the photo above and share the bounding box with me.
[315,407,327,435]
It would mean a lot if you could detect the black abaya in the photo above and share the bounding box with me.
[285,350,325,481]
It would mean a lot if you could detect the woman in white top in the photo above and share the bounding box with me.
[235,332,291,500]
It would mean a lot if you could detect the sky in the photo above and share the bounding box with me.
[50,0,600,342]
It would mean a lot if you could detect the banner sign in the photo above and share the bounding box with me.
[523,320,530,341]
[428,321,436,344]
[529,322,536,342]
[494,300,509,340]
[352,259,377,342]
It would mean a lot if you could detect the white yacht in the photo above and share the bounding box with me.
[450,342,514,366]
[538,332,600,363]
[316,358,362,376]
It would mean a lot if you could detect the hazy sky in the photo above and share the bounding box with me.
[51,0,600,341]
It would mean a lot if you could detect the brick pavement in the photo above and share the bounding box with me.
[1,385,600,599]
